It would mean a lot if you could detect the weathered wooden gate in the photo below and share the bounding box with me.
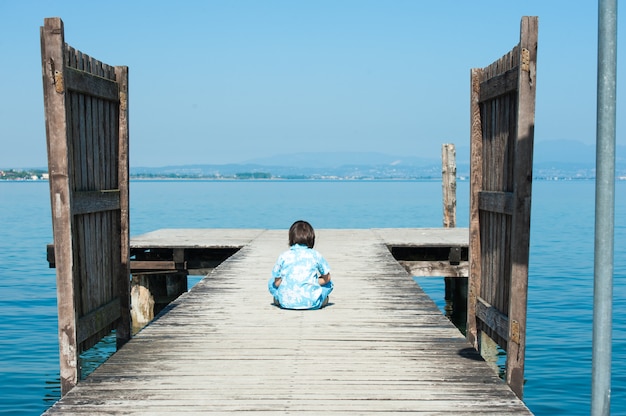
[40,17,130,395]
[467,16,538,399]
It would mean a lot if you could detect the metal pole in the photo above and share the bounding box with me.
[592,1,617,415]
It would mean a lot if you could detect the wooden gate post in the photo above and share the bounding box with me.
[506,16,538,397]
[40,18,77,395]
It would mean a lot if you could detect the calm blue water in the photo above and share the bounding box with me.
[0,179,624,415]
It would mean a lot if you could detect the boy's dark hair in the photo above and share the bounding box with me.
[289,220,315,248]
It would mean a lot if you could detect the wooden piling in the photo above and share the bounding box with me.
[442,143,457,228]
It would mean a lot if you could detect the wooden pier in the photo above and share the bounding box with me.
[44,228,531,415]
[40,14,538,412]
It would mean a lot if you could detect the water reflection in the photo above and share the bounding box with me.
[43,375,61,407]
[443,276,467,335]
[80,332,117,378]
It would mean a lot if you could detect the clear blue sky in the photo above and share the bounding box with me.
[0,1,623,168]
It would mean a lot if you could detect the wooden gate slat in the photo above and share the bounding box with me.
[71,190,121,215]
[64,66,119,101]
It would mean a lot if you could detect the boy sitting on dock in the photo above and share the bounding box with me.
[268,220,333,309]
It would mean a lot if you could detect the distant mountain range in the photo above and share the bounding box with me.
[131,140,626,180]
[131,151,448,180]
[3,140,623,181]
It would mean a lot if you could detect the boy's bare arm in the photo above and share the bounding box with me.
[274,277,282,287]
[318,273,331,285]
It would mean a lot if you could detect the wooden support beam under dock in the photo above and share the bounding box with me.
[44,228,531,415]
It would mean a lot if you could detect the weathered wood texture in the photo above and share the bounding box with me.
[378,228,468,278]
[40,17,130,395]
[44,229,531,415]
[129,230,266,329]
[442,143,457,228]
[468,16,538,399]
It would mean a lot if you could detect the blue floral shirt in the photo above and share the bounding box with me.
[269,244,333,309]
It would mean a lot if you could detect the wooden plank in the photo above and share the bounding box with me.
[115,64,131,348]
[506,15,538,398]
[43,229,531,415]
[130,228,266,248]
[467,67,483,350]
[75,51,89,191]
[476,296,509,343]
[47,228,266,268]
[479,67,519,103]
[71,190,120,215]
[76,298,121,344]
[40,17,79,396]
[64,66,119,101]
[373,227,467,247]
[130,260,177,271]
[399,260,468,277]
[479,190,514,215]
